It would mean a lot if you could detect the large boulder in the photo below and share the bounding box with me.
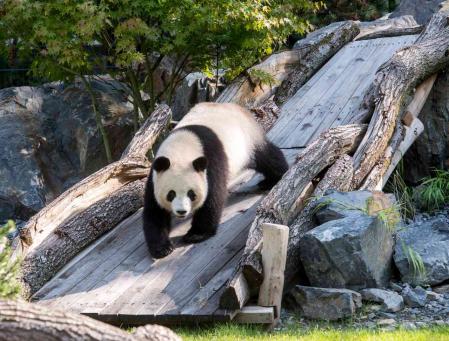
[394,216,449,286]
[390,0,445,25]
[299,191,397,290]
[287,285,362,320]
[0,78,134,223]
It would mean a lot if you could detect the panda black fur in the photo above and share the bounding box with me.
[143,103,288,259]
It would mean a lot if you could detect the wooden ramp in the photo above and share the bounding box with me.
[34,35,418,325]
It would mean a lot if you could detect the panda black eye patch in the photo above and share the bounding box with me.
[166,190,176,202]
[187,189,196,201]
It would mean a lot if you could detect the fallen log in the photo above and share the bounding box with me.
[21,180,146,298]
[351,11,449,189]
[355,15,421,41]
[15,105,171,298]
[217,21,359,108]
[0,299,180,341]
[220,124,366,310]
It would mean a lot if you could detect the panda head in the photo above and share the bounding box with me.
[152,155,208,218]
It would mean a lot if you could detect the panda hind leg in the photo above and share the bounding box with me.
[254,140,289,190]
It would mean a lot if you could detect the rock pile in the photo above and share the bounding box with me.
[286,190,449,325]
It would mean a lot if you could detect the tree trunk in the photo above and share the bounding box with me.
[0,299,180,341]
[217,21,359,108]
[355,15,421,41]
[14,105,171,298]
[351,11,449,188]
[220,124,367,310]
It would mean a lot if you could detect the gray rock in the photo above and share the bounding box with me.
[390,0,444,25]
[402,284,427,307]
[314,190,375,224]
[427,291,442,301]
[389,282,403,292]
[171,72,224,120]
[394,216,449,286]
[299,211,394,289]
[377,318,396,327]
[361,288,404,312]
[288,286,362,321]
[0,78,134,223]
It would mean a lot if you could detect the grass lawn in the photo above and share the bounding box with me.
[176,324,449,341]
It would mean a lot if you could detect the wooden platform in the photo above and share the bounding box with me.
[34,35,418,325]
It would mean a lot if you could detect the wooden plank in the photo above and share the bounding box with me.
[290,38,383,147]
[406,74,438,117]
[268,41,358,145]
[139,203,258,316]
[338,35,419,125]
[33,211,146,304]
[234,306,275,324]
[257,223,289,321]
[98,195,261,316]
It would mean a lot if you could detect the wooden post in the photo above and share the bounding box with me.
[257,223,289,322]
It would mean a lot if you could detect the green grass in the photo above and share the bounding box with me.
[176,324,449,341]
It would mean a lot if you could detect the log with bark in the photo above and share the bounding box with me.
[15,105,171,298]
[216,21,359,108]
[355,15,422,41]
[0,299,180,341]
[350,10,449,189]
[220,124,367,310]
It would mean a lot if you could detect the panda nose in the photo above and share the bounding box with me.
[176,210,187,216]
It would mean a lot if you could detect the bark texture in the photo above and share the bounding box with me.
[220,125,367,309]
[0,299,180,341]
[351,11,449,189]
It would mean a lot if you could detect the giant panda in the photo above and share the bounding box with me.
[143,102,288,259]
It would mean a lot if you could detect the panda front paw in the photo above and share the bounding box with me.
[149,241,174,259]
[257,178,276,191]
[183,231,215,244]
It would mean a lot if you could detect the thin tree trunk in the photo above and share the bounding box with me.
[81,76,112,163]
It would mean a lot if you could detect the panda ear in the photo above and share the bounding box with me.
[153,156,170,172]
[192,157,208,172]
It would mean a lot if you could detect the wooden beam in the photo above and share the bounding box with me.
[258,223,289,321]
[233,306,275,324]
[219,272,251,310]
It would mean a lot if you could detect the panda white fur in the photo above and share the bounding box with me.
[143,102,288,259]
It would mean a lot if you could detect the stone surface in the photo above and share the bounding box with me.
[390,0,445,25]
[0,78,134,223]
[287,286,362,321]
[171,72,224,120]
[433,284,449,294]
[402,285,428,307]
[314,190,396,224]
[361,288,404,312]
[394,216,449,286]
[300,206,395,289]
